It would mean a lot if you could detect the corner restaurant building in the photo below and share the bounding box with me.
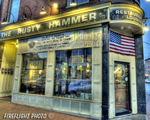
[0,2,147,119]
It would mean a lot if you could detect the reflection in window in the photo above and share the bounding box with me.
[9,0,20,23]
[20,52,48,95]
[54,48,92,100]
[114,63,129,83]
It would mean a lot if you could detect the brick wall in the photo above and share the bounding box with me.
[0,0,10,26]
[0,0,140,27]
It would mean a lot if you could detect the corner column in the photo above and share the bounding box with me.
[102,23,109,120]
[135,35,146,114]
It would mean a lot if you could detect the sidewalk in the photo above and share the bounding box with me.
[0,98,90,120]
[0,96,149,120]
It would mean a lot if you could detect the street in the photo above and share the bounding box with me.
[146,83,150,120]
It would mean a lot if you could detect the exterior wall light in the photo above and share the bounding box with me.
[40,0,52,15]
[1,12,15,25]
[144,24,149,31]
[40,5,47,15]
[54,3,58,8]
[21,5,32,20]
[70,0,77,6]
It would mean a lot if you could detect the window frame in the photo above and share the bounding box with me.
[19,52,48,95]
[7,0,21,24]
[54,48,92,100]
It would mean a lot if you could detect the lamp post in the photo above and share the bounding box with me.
[1,11,15,25]
[144,17,150,32]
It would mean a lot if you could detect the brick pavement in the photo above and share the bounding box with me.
[0,100,91,120]
[0,95,149,120]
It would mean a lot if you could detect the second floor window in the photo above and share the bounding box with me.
[67,0,89,8]
[8,0,20,23]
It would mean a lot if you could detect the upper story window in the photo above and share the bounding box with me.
[20,52,48,95]
[67,0,89,8]
[8,0,20,23]
[54,48,92,100]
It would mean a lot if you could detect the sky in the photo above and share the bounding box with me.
[140,0,150,60]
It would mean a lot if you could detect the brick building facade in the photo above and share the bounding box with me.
[0,0,147,119]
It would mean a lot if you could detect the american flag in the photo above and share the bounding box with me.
[109,31,135,56]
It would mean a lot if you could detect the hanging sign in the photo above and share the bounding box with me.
[0,8,108,40]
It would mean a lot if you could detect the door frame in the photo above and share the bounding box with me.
[114,61,131,116]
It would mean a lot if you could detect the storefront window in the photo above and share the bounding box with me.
[54,48,92,100]
[20,52,48,95]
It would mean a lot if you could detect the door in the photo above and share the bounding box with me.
[114,62,131,115]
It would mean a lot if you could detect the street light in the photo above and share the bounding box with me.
[144,24,149,31]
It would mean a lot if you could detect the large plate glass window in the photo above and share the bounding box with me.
[20,52,48,95]
[8,0,20,23]
[54,48,92,100]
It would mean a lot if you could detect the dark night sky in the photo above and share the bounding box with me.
[140,0,150,60]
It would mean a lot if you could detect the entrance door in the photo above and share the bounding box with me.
[114,62,131,115]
